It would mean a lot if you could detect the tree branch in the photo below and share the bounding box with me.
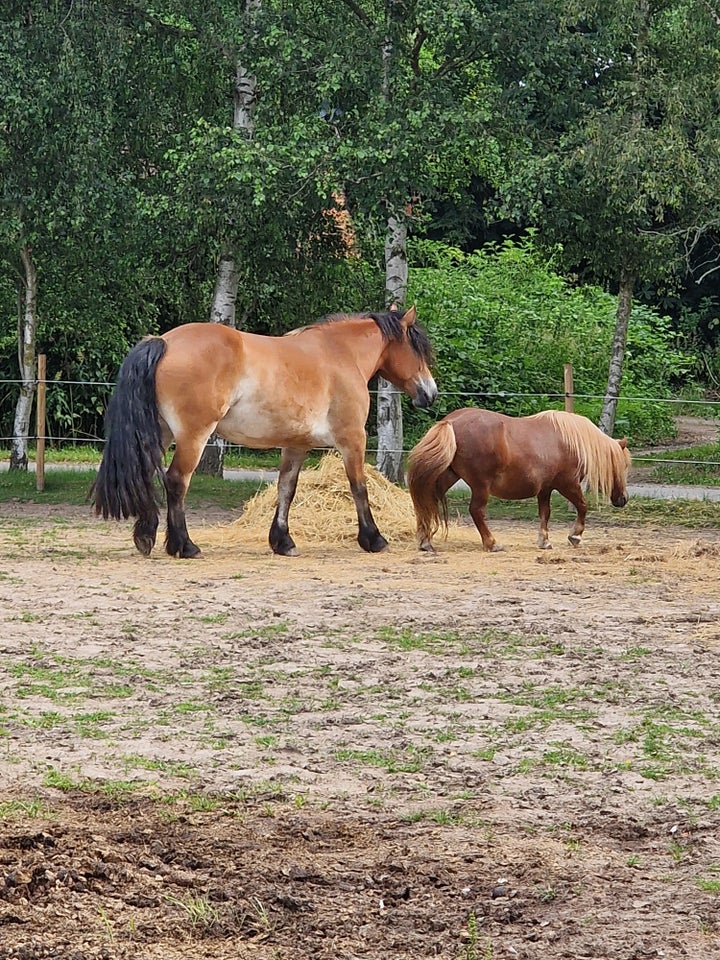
[409,26,426,77]
[337,0,376,31]
[702,0,720,26]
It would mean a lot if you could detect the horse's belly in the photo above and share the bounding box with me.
[490,475,539,500]
[217,405,334,449]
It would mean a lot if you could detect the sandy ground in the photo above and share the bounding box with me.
[1,501,720,959]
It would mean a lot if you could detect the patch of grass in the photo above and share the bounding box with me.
[226,623,290,640]
[335,745,431,774]
[643,444,720,486]
[697,878,720,894]
[197,612,230,624]
[43,767,85,791]
[0,466,265,510]
[165,893,221,930]
[0,798,52,820]
[121,754,196,778]
[542,743,590,770]
[447,487,720,528]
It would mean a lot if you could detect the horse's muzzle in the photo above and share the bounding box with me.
[612,493,628,508]
[412,378,438,409]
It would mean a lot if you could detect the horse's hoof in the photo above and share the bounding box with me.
[269,533,298,556]
[490,544,505,553]
[361,534,388,553]
[539,542,552,550]
[568,535,581,547]
[419,541,436,554]
[133,535,154,557]
[180,544,203,559]
[275,546,299,557]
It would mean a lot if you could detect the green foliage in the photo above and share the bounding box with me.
[407,239,692,444]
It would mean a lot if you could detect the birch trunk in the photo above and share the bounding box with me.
[598,269,635,436]
[376,215,407,484]
[10,246,39,471]
[197,33,258,476]
[375,7,406,484]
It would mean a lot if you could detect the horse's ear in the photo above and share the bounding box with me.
[402,304,417,326]
[618,437,628,448]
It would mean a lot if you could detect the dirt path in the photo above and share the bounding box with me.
[1,506,719,958]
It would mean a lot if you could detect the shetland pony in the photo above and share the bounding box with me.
[407,408,630,552]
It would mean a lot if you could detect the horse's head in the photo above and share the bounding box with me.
[375,306,437,408]
[611,438,631,507]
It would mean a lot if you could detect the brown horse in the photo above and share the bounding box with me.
[407,408,631,553]
[92,307,436,558]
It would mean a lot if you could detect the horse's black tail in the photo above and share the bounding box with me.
[90,336,168,522]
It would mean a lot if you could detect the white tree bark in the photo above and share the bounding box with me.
[598,269,634,436]
[376,214,407,484]
[199,20,259,476]
[209,254,239,325]
[10,246,38,471]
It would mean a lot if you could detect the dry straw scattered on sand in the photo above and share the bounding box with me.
[221,452,419,545]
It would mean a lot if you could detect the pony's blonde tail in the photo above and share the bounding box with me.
[407,420,457,545]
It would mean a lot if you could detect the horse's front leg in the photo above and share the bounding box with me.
[469,488,502,551]
[338,444,387,553]
[563,484,587,547]
[269,447,307,556]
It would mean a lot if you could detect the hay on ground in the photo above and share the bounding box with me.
[225,452,418,544]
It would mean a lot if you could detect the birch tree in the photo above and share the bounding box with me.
[323,0,499,478]
[200,1,261,476]
[0,4,119,469]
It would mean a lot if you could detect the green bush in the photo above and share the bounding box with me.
[405,238,692,445]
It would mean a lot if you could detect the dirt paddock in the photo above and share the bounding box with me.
[1,503,720,959]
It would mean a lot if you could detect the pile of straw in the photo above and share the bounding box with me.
[229,452,417,544]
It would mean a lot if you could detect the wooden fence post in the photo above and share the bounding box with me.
[563,363,574,413]
[36,354,46,492]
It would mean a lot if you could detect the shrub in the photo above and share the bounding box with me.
[404,238,692,445]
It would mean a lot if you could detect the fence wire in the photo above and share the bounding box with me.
[2,376,719,467]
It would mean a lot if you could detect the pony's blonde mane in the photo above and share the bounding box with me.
[528,410,631,497]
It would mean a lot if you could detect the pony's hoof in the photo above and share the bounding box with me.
[568,535,581,547]
[419,541,436,554]
[539,542,552,551]
[490,544,505,553]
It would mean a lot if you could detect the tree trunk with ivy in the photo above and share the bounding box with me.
[10,246,39,471]
[196,38,258,477]
[598,269,635,436]
[376,214,407,484]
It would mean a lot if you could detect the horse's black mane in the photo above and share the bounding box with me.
[302,308,434,363]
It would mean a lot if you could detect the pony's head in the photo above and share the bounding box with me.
[373,306,437,408]
[610,438,632,507]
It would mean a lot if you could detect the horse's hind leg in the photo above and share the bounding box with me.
[133,421,172,556]
[165,430,213,559]
[419,467,458,553]
[133,511,159,557]
[269,447,307,556]
[537,490,553,549]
